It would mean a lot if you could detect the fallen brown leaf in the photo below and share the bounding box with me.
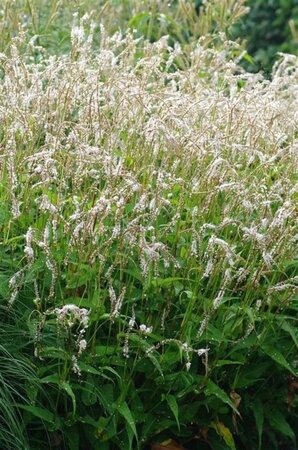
[230,390,241,409]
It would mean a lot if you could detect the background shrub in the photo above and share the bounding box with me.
[232,0,298,73]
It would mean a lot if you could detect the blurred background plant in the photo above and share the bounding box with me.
[0,0,297,72]
[232,0,298,73]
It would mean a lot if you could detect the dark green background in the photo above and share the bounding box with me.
[232,0,298,73]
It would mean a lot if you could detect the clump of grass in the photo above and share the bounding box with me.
[0,333,41,450]
[0,2,297,449]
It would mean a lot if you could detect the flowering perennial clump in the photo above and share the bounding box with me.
[0,6,297,448]
[1,19,297,364]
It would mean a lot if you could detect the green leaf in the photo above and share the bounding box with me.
[97,384,114,414]
[117,401,138,443]
[38,347,71,360]
[81,381,97,407]
[77,364,115,383]
[123,268,143,283]
[215,360,244,367]
[267,409,296,444]
[147,352,164,377]
[252,398,264,450]
[17,404,54,423]
[40,375,76,414]
[242,52,255,65]
[165,394,180,430]
[205,380,240,416]
[61,382,76,414]
[65,426,80,450]
[95,345,117,356]
[40,374,61,384]
[233,361,271,388]
[280,321,298,349]
[122,423,134,450]
[95,415,117,441]
[78,363,103,376]
[101,366,121,380]
[261,345,297,376]
[205,324,226,343]
[211,420,236,450]
[128,11,150,28]
[66,264,97,288]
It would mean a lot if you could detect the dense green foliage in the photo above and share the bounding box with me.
[0,1,297,450]
[233,0,298,73]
